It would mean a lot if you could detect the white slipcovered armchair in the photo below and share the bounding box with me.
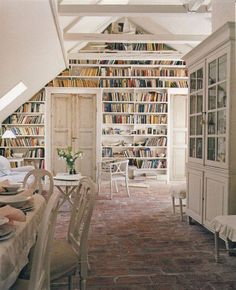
[0,156,34,183]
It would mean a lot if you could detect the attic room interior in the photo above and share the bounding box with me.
[0,0,236,289]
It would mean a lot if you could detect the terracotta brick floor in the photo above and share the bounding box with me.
[54,181,236,290]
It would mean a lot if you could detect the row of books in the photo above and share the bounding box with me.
[145,137,167,146]
[69,59,186,66]
[103,92,133,102]
[100,79,188,88]
[132,68,188,77]
[31,91,45,102]
[123,148,165,158]
[4,115,44,124]
[9,127,44,136]
[1,138,44,147]
[48,78,187,88]
[16,103,45,113]
[136,92,168,102]
[105,43,171,51]
[135,159,167,169]
[103,103,134,113]
[103,114,167,124]
[103,103,167,113]
[102,127,167,135]
[70,67,99,76]
[24,148,44,158]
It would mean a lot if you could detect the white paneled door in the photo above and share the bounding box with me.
[51,93,96,180]
[169,94,188,181]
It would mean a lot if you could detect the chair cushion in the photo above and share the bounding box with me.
[10,278,29,290]
[51,240,78,281]
[19,240,78,281]
[170,183,187,199]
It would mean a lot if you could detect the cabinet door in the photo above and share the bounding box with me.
[203,171,228,229]
[186,167,204,223]
[169,94,187,181]
[205,48,229,168]
[188,62,205,164]
[73,94,97,180]
[51,93,72,174]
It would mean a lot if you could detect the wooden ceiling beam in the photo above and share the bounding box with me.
[64,33,207,44]
[58,4,209,16]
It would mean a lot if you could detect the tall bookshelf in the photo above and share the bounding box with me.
[47,57,187,180]
[0,90,45,169]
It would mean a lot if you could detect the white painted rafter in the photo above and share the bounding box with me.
[64,32,206,44]
[58,4,210,16]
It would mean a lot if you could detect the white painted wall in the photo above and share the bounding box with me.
[0,0,66,122]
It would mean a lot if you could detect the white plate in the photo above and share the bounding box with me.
[54,173,81,181]
[0,216,9,226]
[0,231,15,241]
[0,195,31,208]
[0,188,24,196]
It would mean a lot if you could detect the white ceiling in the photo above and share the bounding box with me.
[57,0,213,58]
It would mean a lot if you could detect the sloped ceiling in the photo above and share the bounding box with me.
[0,0,66,122]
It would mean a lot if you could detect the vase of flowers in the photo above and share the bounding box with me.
[57,146,83,175]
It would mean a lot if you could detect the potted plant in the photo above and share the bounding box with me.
[57,146,83,175]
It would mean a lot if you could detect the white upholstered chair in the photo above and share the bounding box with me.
[23,169,54,201]
[10,190,62,290]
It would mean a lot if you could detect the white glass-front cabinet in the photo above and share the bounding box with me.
[184,22,236,230]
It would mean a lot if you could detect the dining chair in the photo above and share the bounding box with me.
[109,160,130,199]
[10,190,62,290]
[50,176,96,290]
[23,169,54,201]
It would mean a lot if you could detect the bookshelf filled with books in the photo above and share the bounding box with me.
[0,90,45,169]
[101,89,169,178]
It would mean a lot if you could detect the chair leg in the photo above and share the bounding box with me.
[115,180,118,193]
[215,231,219,262]
[171,196,175,214]
[179,198,184,221]
[80,279,86,290]
[68,275,73,290]
[125,179,130,197]
[110,180,113,200]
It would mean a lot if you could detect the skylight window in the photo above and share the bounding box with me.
[0,82,27,111]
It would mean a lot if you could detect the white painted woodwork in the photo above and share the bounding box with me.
[184,22,236,232]
[58,4,210,16]
[186,165,204,224]
[211,0,235,32]
[64,33,206,44]
[46,88,99,180]
[169,92,188,181]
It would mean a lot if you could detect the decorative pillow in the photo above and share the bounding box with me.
[0,156,11,170]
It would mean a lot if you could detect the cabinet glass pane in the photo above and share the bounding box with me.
[196,115,202,135]
[217,82,227,108]
[190,138,196,157]
[197,94,203,113]
[208,112,216,135]
[209,60,217,85]
[197,68,203,90]
[196,138,203,159]
[218,54,227,82]
[190,116,196,135]
[217,110,226,134]
[208,87,216,110]
[190,72,196,92]
[207,137,216,161]
[217,137,226,162]
[190,95,196,114]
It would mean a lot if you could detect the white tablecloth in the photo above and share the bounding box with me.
[211,215,236,242]
[0,194,46,290]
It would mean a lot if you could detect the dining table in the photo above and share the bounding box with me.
[0,194,46,290]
